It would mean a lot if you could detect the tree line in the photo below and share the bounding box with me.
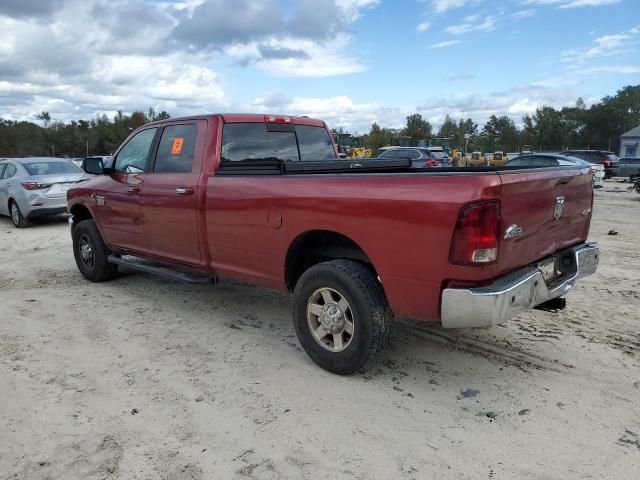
[0,85,638,158]
[0,108,170,158]
[359,84,639,154]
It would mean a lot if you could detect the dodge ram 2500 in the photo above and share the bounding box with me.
[68,114,599,374]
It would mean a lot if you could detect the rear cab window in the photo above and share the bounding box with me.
[220,122,337,168]
[221,123,298,163]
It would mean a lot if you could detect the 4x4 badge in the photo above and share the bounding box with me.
[554,196,565,220]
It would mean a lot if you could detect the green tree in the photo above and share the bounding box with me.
[481,115,519,152]
[365,122,393,153]
[402,113,432,141]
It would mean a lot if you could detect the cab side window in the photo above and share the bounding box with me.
[153,124,198,173]
[113,128,157,174]
[0,164,6,178]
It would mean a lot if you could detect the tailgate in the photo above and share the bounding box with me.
[496,167,592,274]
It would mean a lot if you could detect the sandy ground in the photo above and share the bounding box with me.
[1,181,639,480]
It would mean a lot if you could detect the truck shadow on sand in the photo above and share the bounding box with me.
[108,270,572,380]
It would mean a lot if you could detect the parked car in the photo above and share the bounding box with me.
[377,147,452,167]
[506,154,605,188]
[0,157,86,227]
[559,150,619,178]
[67,113,599,374]
[617,157,640,180]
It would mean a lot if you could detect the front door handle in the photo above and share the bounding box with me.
[175,187,194,195]
[126,186,140,193]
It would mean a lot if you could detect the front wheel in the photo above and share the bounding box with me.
[293,259,392,374]
[72,219,118,282]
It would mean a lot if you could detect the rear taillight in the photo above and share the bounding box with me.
[426,159,438,167]
[449,201,500,266]
[603,159,611,167]
[21,182,50,190]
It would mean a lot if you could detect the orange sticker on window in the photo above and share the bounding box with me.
[171,137,184,155]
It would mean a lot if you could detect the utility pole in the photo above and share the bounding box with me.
[86,139,89,156]
[51,144,55,157]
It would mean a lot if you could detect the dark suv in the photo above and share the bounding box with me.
[377,147,452,168]
[559,150,619,178]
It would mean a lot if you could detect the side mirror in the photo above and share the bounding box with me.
[82,157,105,175]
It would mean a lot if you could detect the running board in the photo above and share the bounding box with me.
[108,255,213,284]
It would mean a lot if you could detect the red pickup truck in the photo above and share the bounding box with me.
[68,114,599,374]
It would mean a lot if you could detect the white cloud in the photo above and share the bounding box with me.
[446,73,476,81]
[561,26,640,64]
[524,0,621,8]
[445,15,497,34]
[226,35,368,77]
[573,65,640,75]
[511,9,536,19]
[416,21,431,32]
[0,0,383,122]
[250,93,411,132]
[416,83,585,127]
[431,40,462,48]
[431,0,469,13]
[336,0,380,20]
[263,83,588,133]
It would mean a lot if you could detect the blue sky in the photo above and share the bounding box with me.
[1,0,638,131]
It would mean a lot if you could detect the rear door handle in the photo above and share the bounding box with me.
[175,187,194,195]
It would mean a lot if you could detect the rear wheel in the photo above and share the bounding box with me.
[293,259,392,374]
[72,219,118,282]
[10,201,29,228]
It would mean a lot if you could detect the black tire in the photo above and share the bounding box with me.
[72,219,118,282]
[293,259,392,374]
[9,201,29,228]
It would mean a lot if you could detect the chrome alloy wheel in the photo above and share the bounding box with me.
[78,234,95,269]
[307,287,355,353]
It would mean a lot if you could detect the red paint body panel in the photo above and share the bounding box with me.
[68,114,593,323]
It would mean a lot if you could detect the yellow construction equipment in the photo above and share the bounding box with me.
[489,151,507,167]
[467,151,486,167]
[450,149,465,167]
[332,132,372,159]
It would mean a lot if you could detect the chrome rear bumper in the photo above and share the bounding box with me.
[441,243,599,328]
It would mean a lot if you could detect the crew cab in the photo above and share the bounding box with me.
[67,114,599,374]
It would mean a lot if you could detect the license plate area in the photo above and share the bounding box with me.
[537,258,557,283]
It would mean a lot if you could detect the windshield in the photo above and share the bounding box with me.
[22,161,82,176]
